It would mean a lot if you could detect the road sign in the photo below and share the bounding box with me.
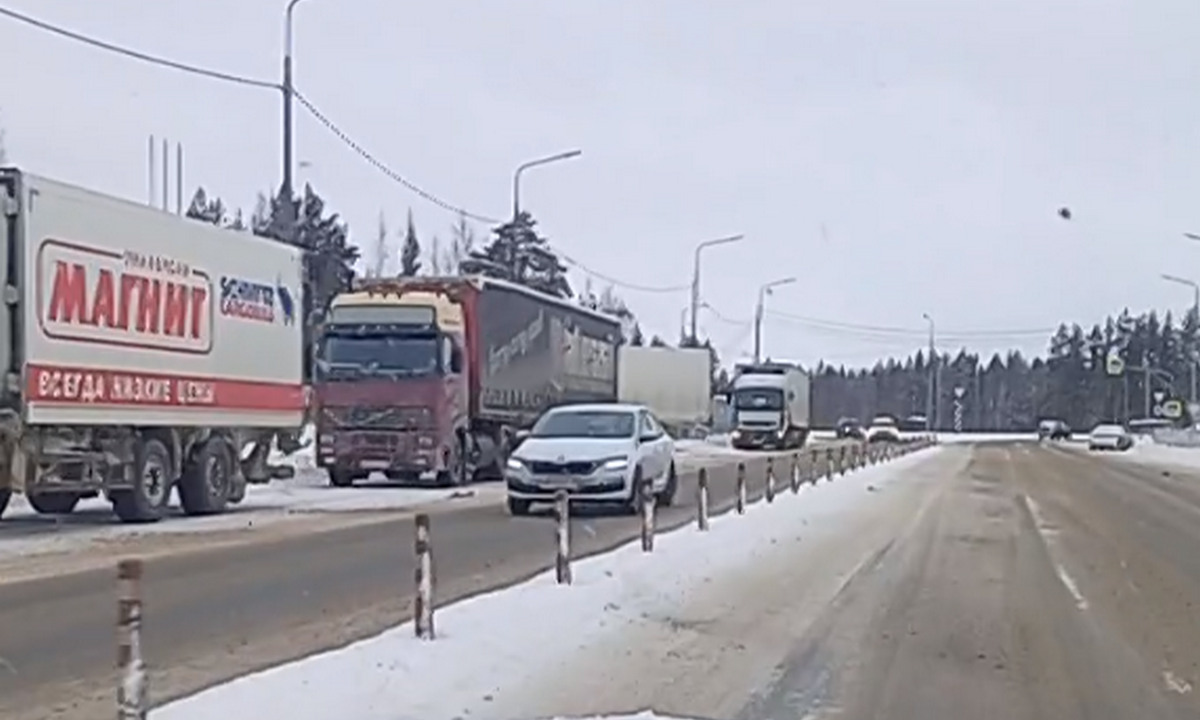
[1154,390,1167,404]
[954,386,965,399]
[1106,351,1125,376]
[1160,399,1184,419]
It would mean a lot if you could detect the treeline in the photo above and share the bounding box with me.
[813,308,1200,431]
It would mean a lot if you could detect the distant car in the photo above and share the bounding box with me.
[866,415,901,443]
[1088,423,1133,452]
[835,417,866,440]
[504,403,677,516]
[1038,419,1072,441]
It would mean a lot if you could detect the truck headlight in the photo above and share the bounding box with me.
[602,457,629,471]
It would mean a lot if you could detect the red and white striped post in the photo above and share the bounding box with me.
[765,457,776,503]
[640,472,655,553]
[414,513,435,640]
[117,558,147,720]
[554,490,572,584]
[735,462,747,514]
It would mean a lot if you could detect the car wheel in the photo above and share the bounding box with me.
[624,466,645,515]
[506,497,532,516]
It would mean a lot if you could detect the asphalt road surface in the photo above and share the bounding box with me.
[0,448,821,720]
[738,442,1200,720]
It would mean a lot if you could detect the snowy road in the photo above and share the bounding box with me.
[0,441,857,720]
[114,440,1200,720]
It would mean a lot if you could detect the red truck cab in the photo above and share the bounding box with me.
[314,280,470,487]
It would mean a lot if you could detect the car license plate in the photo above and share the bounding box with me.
[359,460,391,470]
[541,476,579,489]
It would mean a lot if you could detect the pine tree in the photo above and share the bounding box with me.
[400,209,422,276]
[463,211,571,298]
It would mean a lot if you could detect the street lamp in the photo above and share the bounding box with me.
[922,313,936,430]
[512,150,582,220]
[1162,273,1200,403]
[690,235,744,344]
[753,277,796,363]
[281,0,310,197]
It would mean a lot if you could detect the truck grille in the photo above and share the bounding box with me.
[322,406,431,430]
[530,460,599,475]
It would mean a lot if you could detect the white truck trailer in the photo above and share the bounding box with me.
[0,169,307,522]
[729,362,811,450]
[617,345,711,436]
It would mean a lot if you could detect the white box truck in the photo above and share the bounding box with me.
[729,362,810,450]
[0,169,307,522]
[617,346,711,436]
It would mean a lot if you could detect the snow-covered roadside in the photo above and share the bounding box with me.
[1102,437,1200,470]
[156,446,940,720]
[936,432,1037,443]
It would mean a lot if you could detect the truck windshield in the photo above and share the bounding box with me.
[733,388,784,411]
[531,410,636,439]
[318,335,440,377]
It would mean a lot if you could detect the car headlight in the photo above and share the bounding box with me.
[506,457,526,471]
[602,457,629,471]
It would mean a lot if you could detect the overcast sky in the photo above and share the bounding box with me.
[4,0,1200,369]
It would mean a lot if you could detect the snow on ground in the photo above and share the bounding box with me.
[1106,437,1200,470]
[936,432,1038,443]
[156,446,939,720]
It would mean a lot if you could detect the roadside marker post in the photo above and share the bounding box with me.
[696,467,710,531]
[765,457,776,503]
[117,558,147,720]
[640,472,655,553]
[735,462,747,514]
[790,454,801,493]
[554,490,572,585]
[825,448,834,481]
[414,514,435,640]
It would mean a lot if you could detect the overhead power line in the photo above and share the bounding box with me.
[293,89,692,294]
[0,3,685,295]
[0,4,279,89]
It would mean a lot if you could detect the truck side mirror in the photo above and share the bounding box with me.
[450,347,463,373]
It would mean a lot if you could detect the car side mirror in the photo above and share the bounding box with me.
[513,429,530,444]
[639,433,656,444]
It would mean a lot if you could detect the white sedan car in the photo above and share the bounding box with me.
[1088,423,1133,451]
[504,403,677,516]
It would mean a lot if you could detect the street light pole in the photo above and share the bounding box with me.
[753,277,796,363]
[512,150,582,221]
[282,0,308,198]
[1161,273,1200,403]
[689,234,744,345]
[923,313,936,431]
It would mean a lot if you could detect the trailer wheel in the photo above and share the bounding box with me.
[111,437,172,523]
[328,469,356,487]
[28,493,82,515]
[0,488,9,519]
[179,438,233,516]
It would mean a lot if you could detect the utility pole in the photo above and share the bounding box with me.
[923,313,935,431]
[753,277,796,363]
[689,235,743,344]
[281,0,307,199]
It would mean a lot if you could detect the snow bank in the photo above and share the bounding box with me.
[936,432,1037,443]
[156,446,939,720]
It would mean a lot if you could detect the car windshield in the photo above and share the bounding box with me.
[872,417,897,427]
[318,334,440,377]
[1093,425,1124,436]
[531,410,636,439]
[734,388,784,410]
